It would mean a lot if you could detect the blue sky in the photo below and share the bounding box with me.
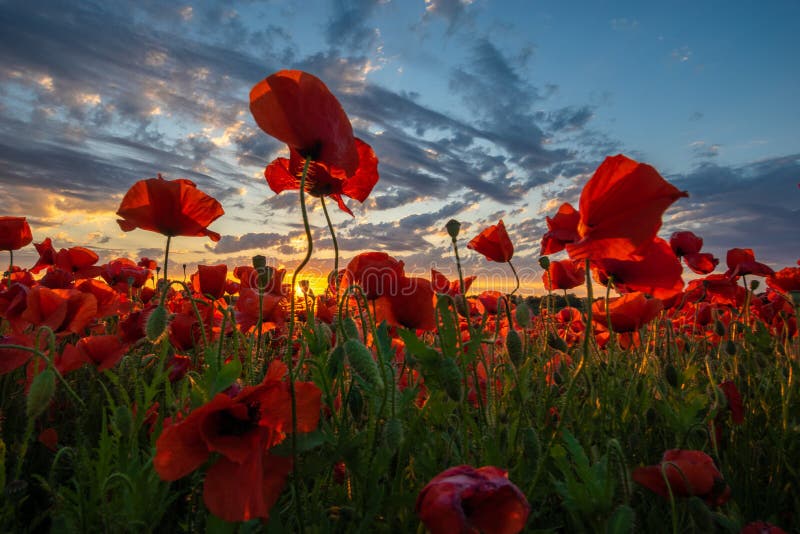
[1,0,797,292]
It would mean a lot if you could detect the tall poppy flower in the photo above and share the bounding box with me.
[540,203,580,255]
[542,259,585,291]
[375,276,436,331]
[116,175,224,242]
[0,216,33,258]
[468,220,514,263]
[591,292,663,333]
[250,70,359,175]
[632,449,731,506]
[724,248,775,278]
[154,360,321,522]
[343,252,406,300]
[191,264,228,300]
[669,231,719,274]
[415,465,530,534]
[264,139,379,216]
[592,238,684,300]
[431,269,476,296]
[566,155,688,261]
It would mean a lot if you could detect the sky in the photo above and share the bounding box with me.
[1,0,798,294]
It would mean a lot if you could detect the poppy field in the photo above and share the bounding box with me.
[1,70,798,533]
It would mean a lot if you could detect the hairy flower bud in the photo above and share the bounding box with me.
[538,256,551,270]
[343,339,383,391]
[27,369,56,420]
[145,305,169,342]
[506,330,524,366]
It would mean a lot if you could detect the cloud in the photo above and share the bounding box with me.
[667,154,800,267]
[690,141,720,159]
[208,232,290,254]
[325,0,384,51]
[421,0,475,34]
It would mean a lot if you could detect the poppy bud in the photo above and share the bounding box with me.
[538,256,551,270]
[341,316,360,340]
[515,302,531,328]
[665,363,679,388]
[547,332,568,352]
[454,294,469,318]
[252,255,267,269]
[724,340,737,356]
[327,344,345,379]
[439,357,462,402]
[382,418,404,452]
[343,339,383,391]
[27,369,56,420]
[506,330,524,366]
[714,319,726,337]
[145,305,169,342]
[750,279,760,291]
[445,219,461,239]
[348,386,364,419]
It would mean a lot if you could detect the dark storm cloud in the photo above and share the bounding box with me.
[667,154,800,268]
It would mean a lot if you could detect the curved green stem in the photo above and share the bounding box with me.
[163,235,172,285]
[320,196,340,297]
[285,156,313,534]
[450,236,466,295]
[508,260,520,295]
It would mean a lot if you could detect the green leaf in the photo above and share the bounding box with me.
[606,504,635,534]
[210,359,242,396]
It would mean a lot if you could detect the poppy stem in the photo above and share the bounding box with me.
[450,235,466,295]
[320,196,339,297]
[163,235,172,286]
[508,260,520,295]
[286,156,313,533]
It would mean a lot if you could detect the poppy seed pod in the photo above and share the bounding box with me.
[445,219,461,239]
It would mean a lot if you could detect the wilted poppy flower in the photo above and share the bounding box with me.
[725,248,774,278]
[468,220,514,263]
[0,216,33,252]
[632,449,731,506]
[592,238,684,300]
[543,259,585,291]
[566,155,688,261]
[154,360,321,522]
[431,269,476,296]
[191,264,228,300]
[540,202,580,255]
[250,70,359,175]
[344,252,405,300]
[592,292,663,333]
[416,465,530,534]
[116,175,224,242]
[264,138,379,216]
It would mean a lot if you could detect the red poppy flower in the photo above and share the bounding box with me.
[191,264,228,300]
[592,292,663,333]
[685,274,746,307]
[669,231,703,256]
[718,381,744,425]
[542,259,585,291]
[566,155,688,261]
[375,276,436,331]
[632,449,731,506]
[76,279,121,318]
[344,252,406,300]
[20,287,98,335]
[431,269,476,296]
[250,70,359,175]
[725,248,775,278]
[154,360,321,522]
[265,138,379,216]
[540,202,580,255]
[100,258,152,291]
[116,175,224,241]
[592,238,684,300]
[234,288,287,334]
[468,220,514,263]
[740,521,788,534]
[415,465,530,534]
[0,216,33,251]
[0,333,36,375]
[61,335,128,372]
[766,267,800,294]
[30,238,102,278]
